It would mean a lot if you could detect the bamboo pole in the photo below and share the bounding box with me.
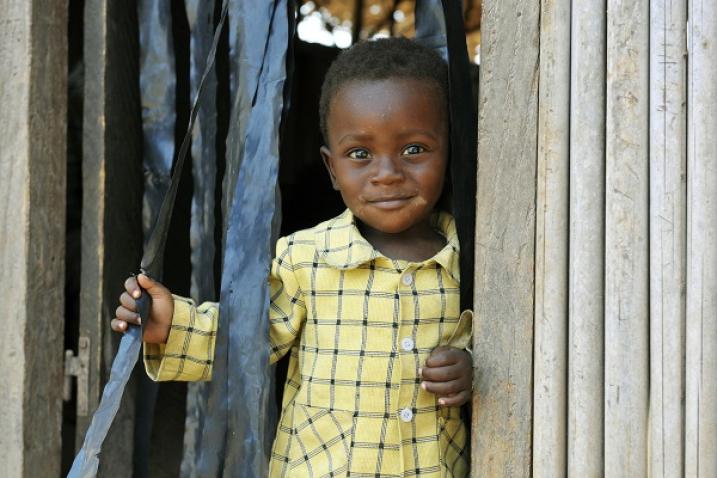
[473,0,539,474]
[648,0,687,475]
[685,3,717,475]
[604,0,650,475]
[533,0,570,475]
[567,1,606,475]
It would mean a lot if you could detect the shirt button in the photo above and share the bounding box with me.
[401,274,413,286]
[399,408,414,422]
[401,337,415,351]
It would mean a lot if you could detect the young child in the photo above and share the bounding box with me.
[112,38,473,477]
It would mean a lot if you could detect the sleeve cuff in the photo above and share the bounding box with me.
[143,295,217,382]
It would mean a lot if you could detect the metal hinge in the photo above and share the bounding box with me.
[63,336,90,416]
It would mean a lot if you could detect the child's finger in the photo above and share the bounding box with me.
[436,391,471,407]
[421,378,463,396]
[119,291,137,312]
[124,276,141,298]
[115,305,141,325]
[110,318,128,333]
[420,363,462,383]
[425,346,470,368]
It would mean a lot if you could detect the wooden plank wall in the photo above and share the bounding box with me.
[475,0,716,476]
[79,0,144,475]
[568,0,606,475]
[472,0,539,474]
[685,2,717,475]
[533,0,570,474]
[650,0,687,475]
[0,1,67,476]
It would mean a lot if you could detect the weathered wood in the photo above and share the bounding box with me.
[533,0,570,475]
[649,1,687,476]
[472,0,539,475]
[79,0,144,474]
[0,1,67,476]
[567,1,606,476]
[685,3,717,476]
[604,0,650,475]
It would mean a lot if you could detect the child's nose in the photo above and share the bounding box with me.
[370,156,404,184]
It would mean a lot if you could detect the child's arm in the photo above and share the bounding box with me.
[112,274,218,381]
[420,346,473,407]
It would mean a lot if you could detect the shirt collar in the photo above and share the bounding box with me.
[315,209,460,283]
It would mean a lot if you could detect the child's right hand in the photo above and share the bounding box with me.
[111,273,174,344]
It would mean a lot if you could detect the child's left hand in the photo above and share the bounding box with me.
[420,346,473,407]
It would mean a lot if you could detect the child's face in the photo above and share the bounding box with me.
[321,78,448,235]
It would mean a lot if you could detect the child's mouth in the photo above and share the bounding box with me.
[367,196,415,210]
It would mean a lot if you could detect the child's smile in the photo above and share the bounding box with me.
[321,78,449,243]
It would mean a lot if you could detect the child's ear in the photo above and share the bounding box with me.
[320,145,340,191]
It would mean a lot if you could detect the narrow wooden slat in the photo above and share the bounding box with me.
[604,0,650,475]
[567,2,606,475]
[685,3,717,475]
[79,0,144,474]
[533,0,570,475]
[472,0,539,475]
[649,0,687,475]
[0,1,66,475]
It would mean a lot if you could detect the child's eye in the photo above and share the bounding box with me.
[347,148,371,160]
[402,144,426,155]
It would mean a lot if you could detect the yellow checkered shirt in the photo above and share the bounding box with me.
[144,209,472,477]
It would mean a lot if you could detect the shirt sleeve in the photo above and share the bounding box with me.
[268,236,307,364]
[143,295,219,381]
[443,309,473,351]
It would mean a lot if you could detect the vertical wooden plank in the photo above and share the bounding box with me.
[0,1,66,476]
[649,0,687,476]
[685,3,717,476]
[80,0,144,474]
[568,1,606,476]
[533,0,570,476]
[472,0,539,475]
[604,0,649,475]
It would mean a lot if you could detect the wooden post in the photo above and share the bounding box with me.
[472,0,539,475]
[0,0,67,476]
[649,0,687,475]
[79,0,144,474]
[685,2,717,475]
[533,0,570,475]
[568,1,606,476]
[604,0,650,475]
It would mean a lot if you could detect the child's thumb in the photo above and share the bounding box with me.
[137,273,165,296]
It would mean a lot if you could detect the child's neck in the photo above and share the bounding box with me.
[357,217,446,263]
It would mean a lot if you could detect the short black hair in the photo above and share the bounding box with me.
[319,37,449,141]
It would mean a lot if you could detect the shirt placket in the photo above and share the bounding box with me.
[396,266,419,471]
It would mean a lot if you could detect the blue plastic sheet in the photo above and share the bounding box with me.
[197,2,289,474]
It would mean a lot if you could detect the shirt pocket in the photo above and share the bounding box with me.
[438,414,470,477]
[288,403,355,478]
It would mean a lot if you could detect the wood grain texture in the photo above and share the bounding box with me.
[533,0,570,475]
[79,0,144,474]
[649,1,687,476]
[0,0,67,476]
[686,3,717,475]
[472,0,539,475]
[604,0,650,475]
[567,1,606,476]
